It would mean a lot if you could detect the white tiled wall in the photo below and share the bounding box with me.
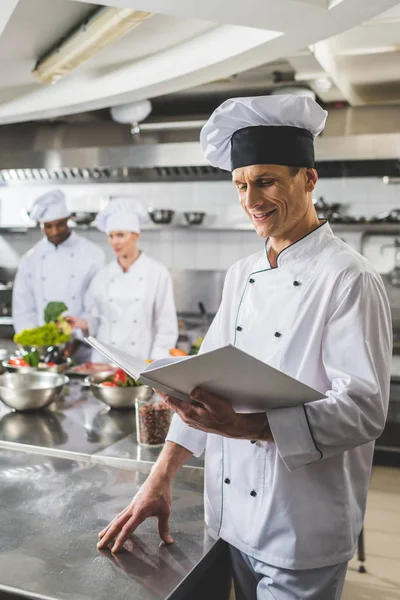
[0,177,399,272]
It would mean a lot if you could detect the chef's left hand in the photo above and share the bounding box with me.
[160,388,273,442]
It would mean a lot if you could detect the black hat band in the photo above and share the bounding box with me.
[230,125,315,171]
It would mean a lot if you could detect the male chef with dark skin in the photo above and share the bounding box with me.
[97,95,392,600]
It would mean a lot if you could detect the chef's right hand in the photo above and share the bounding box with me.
[66,316,88,331]
[97,472,174,553]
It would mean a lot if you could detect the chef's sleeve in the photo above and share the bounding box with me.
[12,257,38,332]
[81,274,101,336]
[267,270,392,472]
[150,270,179,360]
[165,301,225,457]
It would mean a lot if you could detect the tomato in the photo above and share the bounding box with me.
[46,362,57,367]
[9,357,30,367]
[114,368,127,386]
[101,381,118,387]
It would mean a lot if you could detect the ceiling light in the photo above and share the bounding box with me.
[110,100,153,125]
[33,7,152,84]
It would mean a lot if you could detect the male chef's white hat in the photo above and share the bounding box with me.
[200,94,328,172]
[95,197,149,234]
[30,190,70,223]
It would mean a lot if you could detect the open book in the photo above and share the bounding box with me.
[85,337,326,412]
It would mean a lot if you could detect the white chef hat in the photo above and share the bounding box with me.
[200,94,328,172]
[30,190,70,223]
[95,197,149,234]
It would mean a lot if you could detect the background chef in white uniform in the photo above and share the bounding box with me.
[96,97,392,600]
[12,190,105,360]
[67,197,178,362]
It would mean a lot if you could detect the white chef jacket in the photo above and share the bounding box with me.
[167,222,392,570]
[84,252,178,361]
[12,231,105,332]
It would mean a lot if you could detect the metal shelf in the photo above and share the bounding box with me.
[0,317,13,326]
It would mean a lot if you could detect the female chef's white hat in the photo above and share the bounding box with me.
[95,197,149,234]
[30,190,70,223]
[200,94,328,172]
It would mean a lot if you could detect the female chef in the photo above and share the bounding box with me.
[67,197,178,361]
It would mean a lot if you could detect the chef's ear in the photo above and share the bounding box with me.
[305,168,318,192]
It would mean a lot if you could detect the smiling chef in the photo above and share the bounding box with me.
[97,95,392,600]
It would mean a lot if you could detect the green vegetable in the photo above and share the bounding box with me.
[26,349,40,367]
[14,323,71,346]
[44,302,68,324]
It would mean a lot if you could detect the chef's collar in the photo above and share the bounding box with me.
[112,251,145,274]
[266,220,333,268]
[44,230,76,248]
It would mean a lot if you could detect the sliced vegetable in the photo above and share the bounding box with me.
[9,357,30,367]
[26,349,40,367]
[170,348,187,357]
[114,368,128,387]
[101,381,118,387]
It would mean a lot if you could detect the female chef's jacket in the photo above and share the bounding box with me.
[84,253,178,361]
[167,222,392,570]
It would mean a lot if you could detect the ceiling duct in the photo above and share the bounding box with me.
[0,106,399,184]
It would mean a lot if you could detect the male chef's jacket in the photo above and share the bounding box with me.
[12,231,105,333]
[167,222,392,570]
[84,253,178,361]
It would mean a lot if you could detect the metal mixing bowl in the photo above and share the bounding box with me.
[184,211,206,225]
[88,371,153,409]
[2,358,72,374]
[0,372,69,412]
[70,212,97,226]
[148,208,175,225]
[18,344,68,361]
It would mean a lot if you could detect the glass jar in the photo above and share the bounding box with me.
[135,394,172,447]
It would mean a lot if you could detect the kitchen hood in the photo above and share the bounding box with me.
[0,105,399,184]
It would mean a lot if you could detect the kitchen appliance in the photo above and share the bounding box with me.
[0,372,69,411]
[148,208,174,224]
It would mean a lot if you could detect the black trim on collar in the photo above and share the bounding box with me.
[275,220,328,267]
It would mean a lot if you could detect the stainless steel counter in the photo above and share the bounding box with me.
[0,380,203,467]
[0,449,221,600]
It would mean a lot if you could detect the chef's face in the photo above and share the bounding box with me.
[233,164,318,238]
[108,231,139,257]
[42,218,70,246]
